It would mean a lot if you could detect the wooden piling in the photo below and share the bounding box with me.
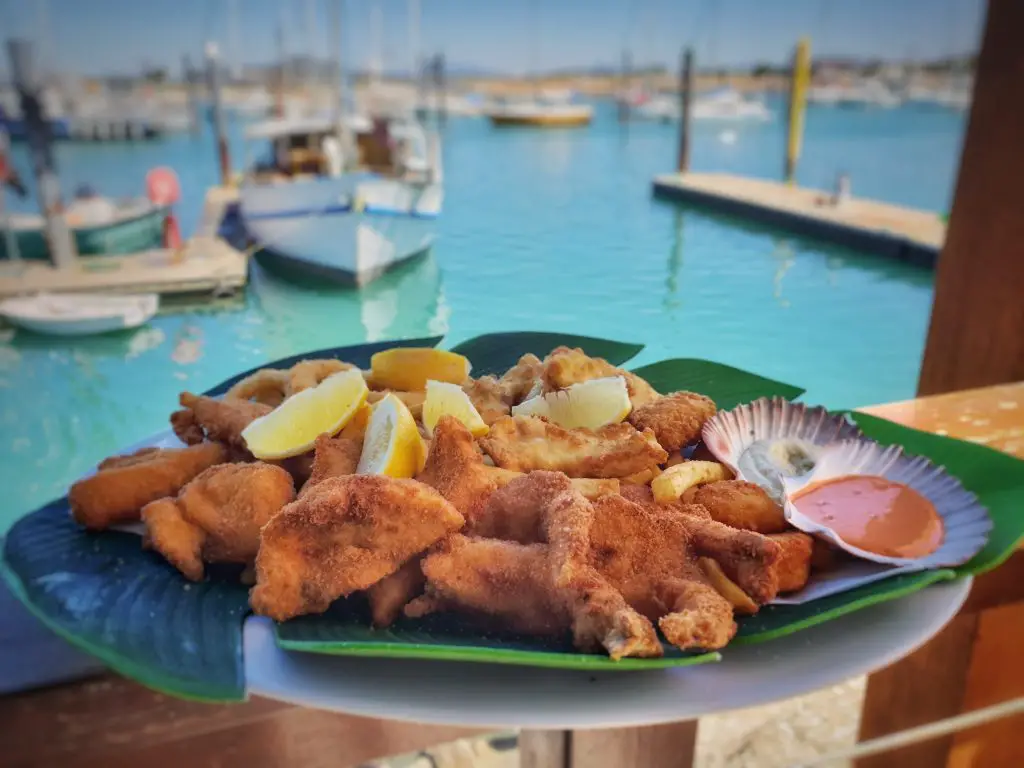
[619,50,632,123]
[784,38,811,184]
[205,43,231,187]
[182,55,200,135]
[676,47,694,173]
[434,54,447,126]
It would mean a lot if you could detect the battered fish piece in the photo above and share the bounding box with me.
[407,535,570,635]
[301,434,363,495]
[142,462,295,581]
[410,473,663,659]
[368,559,426,627]
[542,346,660,408]
[416,416,619,522]
[251,475,464,621]
[628,391,717,452]
[690,480,788,534]
[479,416,668,478]
[69,442,230,530]
[171,392,272,451]
[461,376,510,425]
[498,353,543,404]
[770,531,814,593]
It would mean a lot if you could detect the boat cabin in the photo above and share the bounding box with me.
[243,116,433,183]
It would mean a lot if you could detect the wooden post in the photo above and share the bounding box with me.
[916,0,1024,395]
[6,38,77,268]
[619,49,632,123]
[676,47,694,173]
[784,37,810,184]
[205,42,231,187]
[435,53,447,127]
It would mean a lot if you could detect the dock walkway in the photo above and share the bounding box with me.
[652,172,945,265]
[0,187,247,299]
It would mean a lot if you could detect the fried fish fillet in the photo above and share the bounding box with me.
[368,559,427,627]
[690,480,789,534]
[542,346,660,408]
[416,416,619,522]
[171,392,271,450]
[498,353,544,404]
[479,416,668,478]
[69,442,230,530]
[142,462,295,581]
[462,376,511,425]
[628,391,717,452]
[301,434,363,495]
[409,472,662,659]
[250,475,464,621]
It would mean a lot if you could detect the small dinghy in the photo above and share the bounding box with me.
[0,292,159,336]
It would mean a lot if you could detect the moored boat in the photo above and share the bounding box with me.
[0,292,159,336]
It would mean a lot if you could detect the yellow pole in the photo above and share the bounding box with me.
[785,37,811,184]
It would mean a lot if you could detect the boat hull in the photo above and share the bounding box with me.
[488,113,592,128]
[0,207,166,261]
[240,176,441,287]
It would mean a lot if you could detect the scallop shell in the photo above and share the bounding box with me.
[701,398,862,501]
[782,439,992,568]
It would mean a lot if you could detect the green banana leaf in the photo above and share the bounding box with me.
[447,332,643,376]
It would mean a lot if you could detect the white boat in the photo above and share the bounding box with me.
[0,292,158,336]
[238,115,443,286]
[483,99,593,128]
[810,80,902,109]
[633,88,771,123]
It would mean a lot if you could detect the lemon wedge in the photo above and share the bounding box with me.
[368,347,471,391]
[357,393,425,477]
[422,380,489,437]
[242,368,369,459]
[511,376,631,429]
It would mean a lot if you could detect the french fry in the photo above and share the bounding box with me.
[651,460,731,503]
[699,557,758,615]
[622,466,662,485]
[571,477,620,499]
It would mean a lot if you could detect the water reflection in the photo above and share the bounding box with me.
[770,238,796,307]
[665,209,685,310]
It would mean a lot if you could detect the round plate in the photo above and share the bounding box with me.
[245,577,969,729]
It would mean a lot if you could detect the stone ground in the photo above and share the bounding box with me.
[360,677,865,768]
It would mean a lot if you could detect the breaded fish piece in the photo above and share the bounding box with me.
[171,392,271,451]
[770,531,814,593]
[410,473,662,659]
[628,391,717,452]
[250,475,464,621]
[542,346,660,408]
[479,416,668,478]
[69,442,230,530]
[301,434,363,495]
[461,376,511,425]
[690,480,789,534]
[142,462,295,581]
[368,559,427,627]
[498,353,544,404]
[416,416,619,522]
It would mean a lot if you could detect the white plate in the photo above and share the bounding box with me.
[244,577,969,729]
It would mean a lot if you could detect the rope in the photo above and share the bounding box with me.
[794,697,1024,767]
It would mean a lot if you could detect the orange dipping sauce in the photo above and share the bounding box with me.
[792,475,944,559]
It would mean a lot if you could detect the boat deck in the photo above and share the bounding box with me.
[0,187,247,299]
[652,172,945,265]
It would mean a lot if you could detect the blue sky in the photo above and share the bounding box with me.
[0,0,984,78]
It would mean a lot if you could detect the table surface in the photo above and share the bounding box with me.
[2,381,1023,767]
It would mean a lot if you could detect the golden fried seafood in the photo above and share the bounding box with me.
[498,353,544,404]
[542,346,660,408]
[225,368,290,406]
[690,480,789,534]
[142,463,295,581]
[367,389,427,420]
[171,392,272,451]
[770,531,814,593]
[368,559,426,627]
[479,416,668,478]
[286,359,356,396]
[250,475,464,621]
[628,391,717,452]
[301,434,363,495]
[69,442,230,530]
[461,376,511,425]
[415,416,616,522]
[698,557,758,615]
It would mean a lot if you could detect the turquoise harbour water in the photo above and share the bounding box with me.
[0,99,964,529]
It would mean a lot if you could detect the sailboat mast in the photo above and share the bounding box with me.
[328,0,351,163]
[370,0,383,86]
[408,0,420,85]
